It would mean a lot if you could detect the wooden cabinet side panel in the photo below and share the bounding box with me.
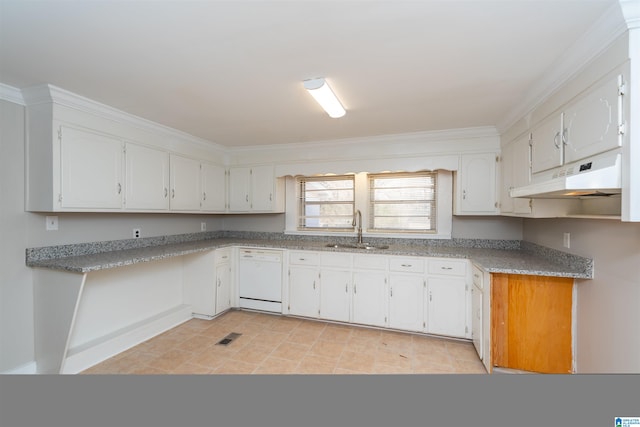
[507,275,573,373]
[491,273,509,368]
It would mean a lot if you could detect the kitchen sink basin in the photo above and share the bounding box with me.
[324,243,389,250]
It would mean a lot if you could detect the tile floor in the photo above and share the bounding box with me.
[80,309,487,375]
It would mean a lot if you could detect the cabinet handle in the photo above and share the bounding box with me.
[313,281,316,290]
[553,131,561,149]
[462,189,466,200]
[164,188,168,198]
[562,128,568,145]
[430,291,432,302]
[353,284,357,294]
[203,192,206,201]
[246,195,249,202]
[390,288,393,297]
[345,284,348,293]
[117,183,122,194]
[269,193,272,201]
[172,189,175,199]
[473,273,480,279]
[441,266,453,270]
[401,264,412,267]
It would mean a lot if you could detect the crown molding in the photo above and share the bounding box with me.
[0,83,25,105]
[620,0,640,29]
[227,125,500,154]
[497,1,628,134]
[21,84,226,153]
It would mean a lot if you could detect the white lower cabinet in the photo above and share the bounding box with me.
[426,277,468,338]
[288,266,320,318]
[285,250,470,340]
[388,274,424,332]
[425,258,470,339]
[215,249,232,314]
[388,257,425,332]
[288,251,320,318]
[319,269,351,323]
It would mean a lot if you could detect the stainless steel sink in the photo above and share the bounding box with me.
[324,243,389,250]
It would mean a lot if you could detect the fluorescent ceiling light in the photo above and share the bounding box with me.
[303,78,346,118]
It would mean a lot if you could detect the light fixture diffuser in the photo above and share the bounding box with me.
[303,78,346,118]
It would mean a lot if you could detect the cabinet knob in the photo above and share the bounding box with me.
[164,188,168,198]
[117,183,122,194]
[172,189,175,199]
[203,192,206,201]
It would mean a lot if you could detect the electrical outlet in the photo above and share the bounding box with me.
[133,228,141,238]
[201,222,207,232]
[45,216,58,231]
[563,232,570,248]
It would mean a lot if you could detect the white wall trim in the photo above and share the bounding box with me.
[228,126,500,154]
[497,2,628,133]
[21,84,226,153]
[0,83,25,105]
[1,361,37,375]
[61,304,192,374]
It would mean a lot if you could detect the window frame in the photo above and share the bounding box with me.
[367,171,438,234]
[295,174,356,232]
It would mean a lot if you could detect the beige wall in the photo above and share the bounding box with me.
[523,217,640,373]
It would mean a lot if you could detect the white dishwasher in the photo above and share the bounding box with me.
[238,248,283,313]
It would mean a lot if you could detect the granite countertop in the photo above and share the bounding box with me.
[26,232,593,279]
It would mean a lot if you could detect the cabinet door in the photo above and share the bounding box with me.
[491,274,573,373]
[531,113,563,173]
[201,162,226,212]
[471,285,483,360]
[352,271,387,327]
[501,134,532,215]
[215,261,232,314]
[563,72,622,164]
[60,126,123,209]
[388,274,424,332]
[250,165,275,211]
[170,155,201,211]
[511,135,533,214]
[319,269,351,323]
[426,277,467,338]
[288,266,319,318]
[125,143,169,210]
[228,167,251,211]
[456,152,498,215]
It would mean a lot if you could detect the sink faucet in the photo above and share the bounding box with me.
[352,209,363,244]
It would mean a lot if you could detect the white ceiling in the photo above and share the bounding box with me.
[0,0,622,148]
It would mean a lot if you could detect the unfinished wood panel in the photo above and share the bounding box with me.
[491,274,509,368]
[491,273,573,374]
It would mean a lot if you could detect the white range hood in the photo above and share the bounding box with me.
[510,151,622,199]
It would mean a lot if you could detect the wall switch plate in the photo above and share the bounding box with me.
[563,232,570,248]
[201,222,207,232]
[45,216,58,231]
[133,228,141,238]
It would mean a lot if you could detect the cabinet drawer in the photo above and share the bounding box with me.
[321,252,352,268]
[428,258,467,276]
[389,257,424,273]
[289,251,319,266]
[353,254,387,270]
[472,264,484,289]
[215,248,232,265]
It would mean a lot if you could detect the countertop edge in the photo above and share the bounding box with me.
[25,237,593,279]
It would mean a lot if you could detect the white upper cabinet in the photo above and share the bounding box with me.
[454,152,499,215]
[531,71,624,174]
[228,165,285,213]
[59,125,124,210]
[228,167,251,211]
[531,113,563,174]
[562,72,623,164]
[501,133,532,215]
[201,162,226,212]
[125,143,170,210]
[169,154,201,211]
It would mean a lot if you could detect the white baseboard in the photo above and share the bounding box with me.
[61,304,193,374]
[1,361,38,375]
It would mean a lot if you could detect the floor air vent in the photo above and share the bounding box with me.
[216,332,242,346]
